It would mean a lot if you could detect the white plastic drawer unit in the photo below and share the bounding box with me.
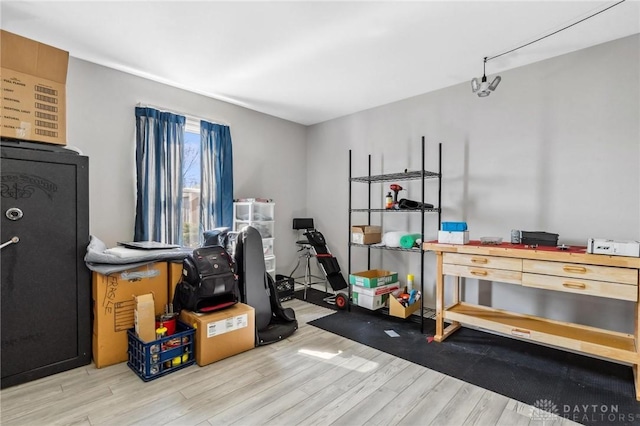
[262,238,274,257]
[265,255,276,273]
[233,202,274,221]
[234,220,274,239]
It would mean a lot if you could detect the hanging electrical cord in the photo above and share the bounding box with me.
[471,0,627,97]
[487,0,626,62]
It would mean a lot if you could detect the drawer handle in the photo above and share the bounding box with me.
[511,328,531,338]
[563,281,587,290]
[563,265,587,274]
[471,257,488,264]
[470,270,488,276]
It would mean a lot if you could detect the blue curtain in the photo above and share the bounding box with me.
[134,107,185,244]
[200,121,234,238]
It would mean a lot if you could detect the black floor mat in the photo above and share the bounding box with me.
[293,287,339,310]
[308,305,640,425]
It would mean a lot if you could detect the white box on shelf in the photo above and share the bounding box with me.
[438,230,469,245]
[351,290,388,310]
[351,280,400,310]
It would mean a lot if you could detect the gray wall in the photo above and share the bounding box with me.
[307,34,640,332]
[66,57,308,273]
[65,34,639,332]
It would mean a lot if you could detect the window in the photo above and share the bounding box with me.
[134,107,233,246]
[182,119,200,247]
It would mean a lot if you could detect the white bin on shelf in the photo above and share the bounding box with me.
[265,255,276,273]
[233,201,274,221]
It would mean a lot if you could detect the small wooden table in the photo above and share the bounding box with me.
[423,241,640,401]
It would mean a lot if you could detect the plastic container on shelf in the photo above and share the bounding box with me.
[233,200,276,278]
[265,255,276,273]
[235,220,274,239]
[480,236,503,245]
[262,238,274,256]
[233,201,274,221]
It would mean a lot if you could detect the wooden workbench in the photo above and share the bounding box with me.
[423,241,640,401]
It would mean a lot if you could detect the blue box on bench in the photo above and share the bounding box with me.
[441,222,468,231]
[127,321,195,382]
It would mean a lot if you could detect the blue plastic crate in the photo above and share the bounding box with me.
[127,320,195,382]
[441,222,468,231]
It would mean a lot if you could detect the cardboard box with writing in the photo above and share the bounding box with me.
[179,303,255,366]
[351,281,400,310]
[349,269,398,288]
[351,225,382,245]
[92,263,168,368]
[0,30,68,145]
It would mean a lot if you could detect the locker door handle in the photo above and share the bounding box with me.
[0,236,20,250]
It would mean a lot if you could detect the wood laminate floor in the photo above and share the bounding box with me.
[0,300,581,426]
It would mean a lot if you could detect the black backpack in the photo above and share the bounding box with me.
[173,246,239,313]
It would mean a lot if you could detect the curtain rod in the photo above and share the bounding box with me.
[136,102,231,127]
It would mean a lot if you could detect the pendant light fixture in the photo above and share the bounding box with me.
[471,57,501,97]
[470,0,626,97]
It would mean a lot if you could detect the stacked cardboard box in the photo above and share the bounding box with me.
[0,30,68,145]
[92,263,169,368]
[351,225,382,245]
[179,303,255,366]
[348,269,399,310]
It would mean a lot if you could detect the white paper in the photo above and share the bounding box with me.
[384,329,400,337]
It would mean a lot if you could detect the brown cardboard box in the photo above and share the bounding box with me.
[179,303,255,366]
[351,225,382,245]
[0,30,68,145]
[92,263,169,368]
[134,293,156,343]
[168,261,183,302]
[388,293,421,319]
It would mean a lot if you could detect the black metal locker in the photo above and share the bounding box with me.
[1,140,91,388]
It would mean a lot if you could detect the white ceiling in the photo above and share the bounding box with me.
[2,1,639,125]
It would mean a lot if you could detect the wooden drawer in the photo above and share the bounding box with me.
[522,273,637,302]
[443,253,522,271]
[522,260,638,285]
[443,264,522,285]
